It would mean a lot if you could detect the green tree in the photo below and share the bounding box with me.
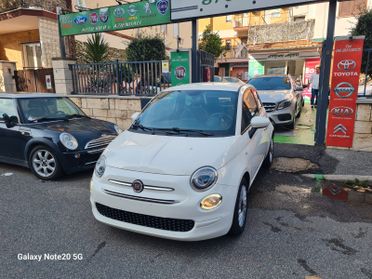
[199,25,225,59]
[82,33,109,63]
[352,9,372,77]
[126,36,166,61]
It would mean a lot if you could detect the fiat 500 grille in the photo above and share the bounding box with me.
[263,103,277,112]
[85,135,116,150]
[96,203,195,232]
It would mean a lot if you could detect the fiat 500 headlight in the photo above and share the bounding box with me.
[59,132,78,150]
[190,166,218,191]
[95,155,106,178]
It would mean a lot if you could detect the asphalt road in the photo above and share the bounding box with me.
[1,162,372,279]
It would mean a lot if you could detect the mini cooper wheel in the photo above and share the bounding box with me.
[29,146,62,180]
[263,138,274,168]
[229,180,249,236]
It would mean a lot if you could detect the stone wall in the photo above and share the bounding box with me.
[39,17,60,68]
[69,96,142,130]
[353,99,372,152]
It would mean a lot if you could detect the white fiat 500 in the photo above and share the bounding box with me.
[90,83,274,241]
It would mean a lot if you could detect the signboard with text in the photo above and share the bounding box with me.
[59,0,171,36]
[326,36,365,148]
[171,50,191,86]
[171,0,326,20]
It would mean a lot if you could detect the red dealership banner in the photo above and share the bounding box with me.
[326,36,365,148]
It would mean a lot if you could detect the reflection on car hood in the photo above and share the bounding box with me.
[105,131,236,176]
[257,90,291,103]
[27,118,117,150]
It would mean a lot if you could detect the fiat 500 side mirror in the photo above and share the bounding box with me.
[251,116,271,129]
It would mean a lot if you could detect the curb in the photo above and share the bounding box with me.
[301,174,372,183]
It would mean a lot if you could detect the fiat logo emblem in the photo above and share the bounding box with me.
[132,180,144,193]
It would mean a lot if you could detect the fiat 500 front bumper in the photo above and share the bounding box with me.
[90,166,237,241]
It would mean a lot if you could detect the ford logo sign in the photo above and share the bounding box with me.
[74,16,88,25]
[330,106,354,117]
[334,82,354,98]
[337,60,357,71]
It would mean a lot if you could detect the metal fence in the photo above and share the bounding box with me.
[70,60,170,96]
[359,48,372,98]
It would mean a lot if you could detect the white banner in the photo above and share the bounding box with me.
[171,0,326,20]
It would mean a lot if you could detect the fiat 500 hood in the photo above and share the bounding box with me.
[105,131,237,176]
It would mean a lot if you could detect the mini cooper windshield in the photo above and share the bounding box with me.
[18,97,87,123]
[130,90,238,137]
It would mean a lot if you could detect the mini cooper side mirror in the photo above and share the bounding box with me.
[2,113,18,128]
[251,116,270,129]
[131,112,140,122]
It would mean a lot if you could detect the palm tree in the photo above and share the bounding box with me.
[82,33,109,63]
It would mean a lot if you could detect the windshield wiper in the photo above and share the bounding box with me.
[131,122,154,133]
[155,127,214,137]
[66,114,88,119]
[32,117,68,123]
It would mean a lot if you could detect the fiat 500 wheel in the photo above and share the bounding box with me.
[229,180,249,236]
[29,146,62,180]
[263,138,274,168]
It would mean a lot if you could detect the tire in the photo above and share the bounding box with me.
[229,179,249,236]
[263,138,274,168]
[29,146,62,180]
[296,105,302,118]
[287,119,295,130]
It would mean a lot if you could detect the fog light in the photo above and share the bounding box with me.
[200,194,222,210]
[74,153,81,159]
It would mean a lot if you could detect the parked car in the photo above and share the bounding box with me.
[90,83,274,241]
[248,75,304,129]
[0,94,121,180]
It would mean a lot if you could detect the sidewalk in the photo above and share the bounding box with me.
[275,143,372,176]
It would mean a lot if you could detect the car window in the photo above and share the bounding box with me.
[241,89,258,133]
[0,98,18,121]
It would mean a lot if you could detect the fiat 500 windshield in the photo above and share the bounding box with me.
[130,90,238,137]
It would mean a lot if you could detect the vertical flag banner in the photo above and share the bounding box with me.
[326,36,365,148]
[170,50,191,86]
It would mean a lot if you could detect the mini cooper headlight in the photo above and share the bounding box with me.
[95,155,106,178]
[114,124,123,135]
[59,132,78,150]
[190,166,218,191]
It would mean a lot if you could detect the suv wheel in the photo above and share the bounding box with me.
[29,146,62,180]
[263,138,274,168]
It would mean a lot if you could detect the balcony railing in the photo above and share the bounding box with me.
[246,20,315,44]
[0,0,68,14]
[221,45,249,60]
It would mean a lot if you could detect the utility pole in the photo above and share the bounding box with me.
[315,0,337,145]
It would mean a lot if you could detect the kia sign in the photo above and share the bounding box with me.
[326,36,365,148]
[171,0,326,20]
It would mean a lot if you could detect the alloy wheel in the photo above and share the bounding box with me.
[32,149,56,178]
[238,185,248,227]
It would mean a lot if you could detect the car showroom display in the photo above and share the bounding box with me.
[90,83,274,241]
[0,94,120,180]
